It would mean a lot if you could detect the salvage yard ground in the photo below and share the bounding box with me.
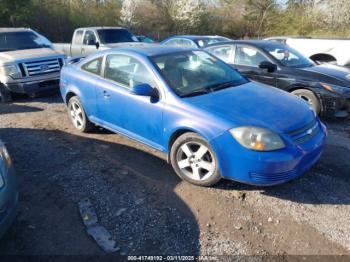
[0,95,350,256]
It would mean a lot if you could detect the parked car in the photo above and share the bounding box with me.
[265,36,350,67]
[60,46,326,187]
[205,40,350,118]
[0,28,65,102]
[160,35,231,49]
[53,27,144,57]
[137,35,155,43]
[0,140,18,238]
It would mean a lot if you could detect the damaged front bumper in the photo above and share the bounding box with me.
[319,92,350,118]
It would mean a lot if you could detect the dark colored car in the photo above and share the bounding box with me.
[0,140,18,238]
[161,35,231,49]
[205,40,350,118]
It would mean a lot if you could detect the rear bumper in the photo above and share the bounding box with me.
[211,121,327,186]
[0,166,18,238]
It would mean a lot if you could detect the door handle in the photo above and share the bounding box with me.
[103,90,110,99]
[81,47,85,53]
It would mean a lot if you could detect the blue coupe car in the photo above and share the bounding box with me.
[0,140,18,238]
[60,46,327,186]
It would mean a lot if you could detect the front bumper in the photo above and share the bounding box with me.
[320,92,350,118]
[0,165,18,238]
[211,121,327,186]
[3,74,60,95]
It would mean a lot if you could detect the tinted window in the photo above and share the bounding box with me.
[0,31,52,52]
[234,46,267,67]
[263,45,313,68]
[104,54,155,89]
[152,51,247,97]
[207,46,233,63]
[163,39,181,46]
[74,30,84,45]
[83,31,97,45]
[97,29,138,44]
[82,57,102,75]
[195,37,230,48]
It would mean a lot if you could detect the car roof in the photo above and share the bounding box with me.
[165,35,227,41]
[0,28,32,33]
[205,40,285,49]
[75,26,127,31]
[96,45,199,58]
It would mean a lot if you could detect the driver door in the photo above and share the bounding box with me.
[232,45,277,87]
[96,54,165,151]
[81,30,99,56]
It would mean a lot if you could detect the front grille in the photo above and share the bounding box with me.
[287,118,320,144]
[21,58,62,77]
[250,170,298,184]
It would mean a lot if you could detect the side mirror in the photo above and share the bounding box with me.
[95,41,100,49]
[131,84,157,97]
[259,61,277,72]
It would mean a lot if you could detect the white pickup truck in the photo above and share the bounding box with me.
[53,27,143,58]
[0,28,65,102]
[265,37,350,67]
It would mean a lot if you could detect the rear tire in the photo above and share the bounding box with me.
[291,89,321,114]
[170,132,221,187]
[67,96,94,132]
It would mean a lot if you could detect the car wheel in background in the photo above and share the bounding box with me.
[170,132,221,186]
[67,96,94,132]
[291,89,321,114]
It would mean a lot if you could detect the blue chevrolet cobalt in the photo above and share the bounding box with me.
[60,47,327,186]
[0,140,18,238]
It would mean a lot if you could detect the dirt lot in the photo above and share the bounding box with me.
[0,94,350,257]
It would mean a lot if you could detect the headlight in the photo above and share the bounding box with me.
[230,127,285,151]
[0,64,21,79]
[0,144,12,168]
[320,83,350,95]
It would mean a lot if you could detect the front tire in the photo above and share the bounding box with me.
[0,84,12,103]
[291,89,321,114]
[170,132,221,186]
[67,96,94,132]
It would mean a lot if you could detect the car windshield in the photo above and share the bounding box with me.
[97,29,138,44]
[0,31,52,52]
[195,37,230,48]
[263,45,314,68]
[152,50,248,97]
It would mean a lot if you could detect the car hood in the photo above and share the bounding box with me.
[0,48,62,64]
[297,64,350,87]
[185,82,314,133]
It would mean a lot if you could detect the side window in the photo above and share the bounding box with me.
[83,31,97,45]
[207,46,233,63]
[81,57,102,75]
[163,39,179,46]
[234,46,268,67]
[73,30,84,45]
[181,39,196,47]
[104,55,155,89]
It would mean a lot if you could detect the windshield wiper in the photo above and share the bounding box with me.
[206,80,239,91]
[181,89,211,98]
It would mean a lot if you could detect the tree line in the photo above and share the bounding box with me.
[0,0,349,42]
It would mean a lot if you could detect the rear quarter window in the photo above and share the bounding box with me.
[81,57,103,75]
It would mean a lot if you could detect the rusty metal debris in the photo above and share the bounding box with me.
[78,198,120,253]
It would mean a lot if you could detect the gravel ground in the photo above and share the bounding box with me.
[0,94,349,257]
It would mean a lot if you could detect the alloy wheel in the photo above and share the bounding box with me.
[176,141,216,181]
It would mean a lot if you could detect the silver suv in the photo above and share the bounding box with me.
[0,28,65,102]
